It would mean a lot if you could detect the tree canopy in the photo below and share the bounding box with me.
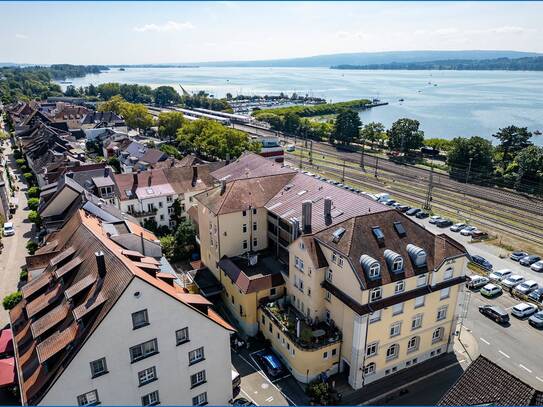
[447,136,494,183]
[330,109,361,145]
[98,96,153,131]
[158,111,186,141]
[153,86,181,106]
[492,125,533,170]
[360,122,386,148]
[387,118,425,153]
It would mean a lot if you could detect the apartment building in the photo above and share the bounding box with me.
[10,208,234,406]
[194,153,468,389]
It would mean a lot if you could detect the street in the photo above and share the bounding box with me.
[0,141,32,327]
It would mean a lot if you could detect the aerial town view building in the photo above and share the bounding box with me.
[0,1,542,406]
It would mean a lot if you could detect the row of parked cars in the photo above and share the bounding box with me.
[467,272,543,328]
[509,251,543,271]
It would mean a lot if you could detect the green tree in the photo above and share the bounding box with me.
[159,144,182,159]
[492,125,533,170]
[27,186,40,198]
[2,292,22,310]
[28,210,41,226]
[283,112,301,134]
[158,111,186,142]
[87,83,98,97]
[331,109,361,145]
[256,113,283,131]
[64,85,80,97]
[514,145,543,193]
[153,86,181,106]
[23,173,34,184]
[425,138,453,152]
[447,136,494,184]
[360,122,385,149]
[26,240,38,255]
[97,82,121,100]
[174,219,196,258]
[121,103,154,132]
[107,157,121,173]
[97,95,127,115]
[27,197,39,210]
[120,83,153,103]
[387,118,425,154]
[159,235,176,261]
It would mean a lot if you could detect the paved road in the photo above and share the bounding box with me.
[462,289,543,389]
[0,141,32,327]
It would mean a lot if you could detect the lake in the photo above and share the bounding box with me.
[60,67,543,144]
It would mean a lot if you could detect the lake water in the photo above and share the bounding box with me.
[61,67,543,144]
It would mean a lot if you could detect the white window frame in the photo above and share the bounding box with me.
[192,392,208,406]
[417,274,426,287]
[369,309,381,323]
[141,390,159,406]
[369,263,381,278]
[364,362,376,376]
[189,347,205,364]
[370,287,382,302]
[77,390,99,406]
[437,306,448,321]
[176,327,189,345]
[130,339,158,363]
[338,257,344,267]
[132,309,149,329]
[138,366,157,386]
[432,327,444,343]
[366,341,378,357]
[407,336,420,353]
[394,280,405,294]
[326,268,333,283]
[390,322,402,337]
[444,267,454,281]
[89,357,107,378]
[392,303,404,316]
[414,295,425,308]
[411,314,423,330]
[440,287,451,300]
[392,257,404,272]
[325,290,331,302]
[386,344,399,360]
[190,370,207,387]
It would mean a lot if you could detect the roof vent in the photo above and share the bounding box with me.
[95,251,106,278]
[372,226,385,246]
[384,249,404,274]
[302,200,312,234]
[407,244,427,268]
[394,221,406,237]
[324,197,332,224]
[360,255,381,280]
[332,227,346,243]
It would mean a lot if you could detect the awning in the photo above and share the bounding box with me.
[0,357,15,388]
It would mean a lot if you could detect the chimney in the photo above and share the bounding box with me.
[95,251,106,278]
[324,196,332,220]
[191,166,198,187]
[148,174,152,187]
[104,167,110,177]
[302,200,312,234]
[140,232,146,256]
[220,180,226,195]
[133,172,138,185]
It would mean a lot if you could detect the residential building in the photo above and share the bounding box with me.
[117,141,168,173]
[10,208,234,405]
[193,153,469,389]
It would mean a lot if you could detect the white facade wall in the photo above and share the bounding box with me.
[40,277,232,406]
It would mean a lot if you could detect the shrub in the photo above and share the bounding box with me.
[26,240,38,255]
[23,172,33,181]
[27,197,39,210]
[19,268,28,281]
[20,165,28,172]
[27,186,40,198]
[2,291,22,310]
[28,210,41,225]
[15,159,25,166]
[306,381,330,405]
[13,149,22,159]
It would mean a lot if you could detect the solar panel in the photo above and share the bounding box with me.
[372,226,385,244]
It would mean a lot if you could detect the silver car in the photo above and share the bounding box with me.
[488,269,513,282]
[530,261,543,272]
[514,280,539,295]
[460,226,477,236]
[501,274,525,290]
[450,223,467,232]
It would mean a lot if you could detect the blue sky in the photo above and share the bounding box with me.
[1,1,542,64]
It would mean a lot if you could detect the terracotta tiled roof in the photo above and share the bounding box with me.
[72,292,108,320]
[21,272,52,299]
[64,274,97,299]
[30,302,70,338]
[439,355,543,406]
[218,255,285,294]
[36,324,79,364]
[49,246,76,267]
[210,152,295,181]
[54,256,83,279]
[25,284,62,319]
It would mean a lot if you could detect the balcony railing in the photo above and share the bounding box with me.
[261,299,342,350]
[128,208,158,218]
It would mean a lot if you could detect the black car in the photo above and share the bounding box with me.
[528,287,543,303]
[385,200,397,206]
[415,211,429,219]
[396,205,410,213]
[471,254,493,270]
[436,219,453,228]
[233,398,254,406]
[406,208,421,216]
[479,305,510,324]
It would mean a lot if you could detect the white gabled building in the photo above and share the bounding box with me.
[10,208,234,406]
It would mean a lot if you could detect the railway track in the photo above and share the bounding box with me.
[287,156,543,246]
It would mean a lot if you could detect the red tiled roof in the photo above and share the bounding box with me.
[0,329,13,355]
[0,358,15,388]
[36,324,78,364]
[25,284,61,318]
[30,302,70,338]
[54,256,83,278]
[21,272,52,299]
[49,246,76,267]
[64,274,97,299]
[72,292,108,320]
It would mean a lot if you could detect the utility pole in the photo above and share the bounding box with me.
[341,159,346,183]
[465,157,473,184]
[299,143,303,170]
[309,140,313,165]
[423,161,434,210]
[360,138,365,170]
[374,154,379,178]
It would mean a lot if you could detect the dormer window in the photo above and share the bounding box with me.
[369,263,380,279]
[393,257,404,273]
[384,249,404,274]
[361,255,381,280]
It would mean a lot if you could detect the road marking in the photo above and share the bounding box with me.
[499,350,510,359]
[265,396,274,402]
[480,337,490,345]
[519,364,533,373]
[239,353,297,406]
[536,377,543,383]
[240,389,259,406]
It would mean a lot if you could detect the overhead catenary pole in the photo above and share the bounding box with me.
[465,157,473,184]
[309,140,313,165]
[423,161,434,210]
[341,159,346,183]
[374,154,379,178]
[360,137,365,170]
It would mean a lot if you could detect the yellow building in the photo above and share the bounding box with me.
[194,153,468,389]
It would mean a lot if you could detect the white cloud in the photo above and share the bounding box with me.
[15,33,28,39]
[133,21,194,33]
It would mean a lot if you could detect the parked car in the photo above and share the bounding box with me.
[429,215,442,224]
[488,269,513,282]
[396,205,410,213]
[450,223,467,232]
[471,255,492,270]
[480,284,502,298]
[510,251,529,261]
[471,230,489,239]
[520,255,541,266]
[514,280,539,295]
[466,275,490,289]
[511,303,537,318]
[415,211,429,219]
[530,261,543,272]
[385,199,397,206]
[2,222,14,237]
[286,145,295,152]
[502,274,525,290]
[460,226,477,236]
[528,311,543,328]
[528,287,543,303]
[479,304,509,323]
[406,208,421,216]
[436,219,453,228]
[258,352,285,378]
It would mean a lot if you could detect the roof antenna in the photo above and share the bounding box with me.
[140,232,145,256]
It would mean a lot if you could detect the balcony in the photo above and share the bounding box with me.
[261,299,341,350]
[128,208,158,218]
